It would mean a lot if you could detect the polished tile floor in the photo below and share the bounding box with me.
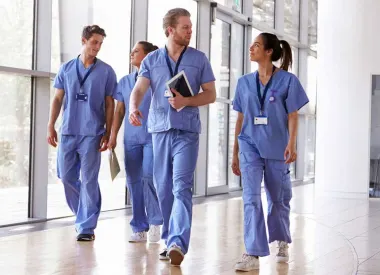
[0,184,379,275]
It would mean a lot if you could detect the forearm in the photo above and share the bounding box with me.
[185,90,216,107]
[129,77,150,113]
[105,98,115,135]
[233,114,243,155]
[288,111,298,144]
[48,98,62,128]
[111,103,125,138]
[129,89,145,113]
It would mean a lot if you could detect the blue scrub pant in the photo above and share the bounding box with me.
[57,135,102,235]
[152,129,199,254]
[124,142,163,232]
[239,139,292,257]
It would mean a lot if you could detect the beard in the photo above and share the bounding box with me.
[173,34,190,47]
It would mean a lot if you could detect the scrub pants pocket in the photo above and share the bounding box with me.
[264,160,292,244]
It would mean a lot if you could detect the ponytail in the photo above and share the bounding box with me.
[259,33,293,71]
[279,40,292,72]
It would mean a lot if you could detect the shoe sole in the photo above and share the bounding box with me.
[77,236,95,242]
[77,238,95,242]
[148,237,160,243]
[235,266,260,272]
[159,256,170,261]
[128,240,147,243]
[276,256,289,263]
[168,249,184,266]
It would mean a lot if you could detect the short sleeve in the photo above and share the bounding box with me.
[113,78,125,102]
[53,65,65,90]
[232,79,243,113]
[200,54,216,84]
[105,67,117,97]
[285,75,309,114]
[138,55,151,80]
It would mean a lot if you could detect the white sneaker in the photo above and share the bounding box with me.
[168,244,184,266]
[148,225,160,243]
[129,231,147,243]
[159,248,169,261]
[235,253,260,271]
[276,241,289,263]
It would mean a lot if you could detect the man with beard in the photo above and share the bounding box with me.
[129,8,216,266]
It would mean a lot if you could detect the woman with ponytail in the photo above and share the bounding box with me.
[232,33,309,271]
[108,41,163,243]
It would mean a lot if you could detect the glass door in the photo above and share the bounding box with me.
[207,9,245,195]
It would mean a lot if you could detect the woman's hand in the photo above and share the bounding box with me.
[231,153,241,176]
[284,141,297,164]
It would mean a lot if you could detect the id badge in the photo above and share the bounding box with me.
[254,116,268,125]
[76,93,88,101]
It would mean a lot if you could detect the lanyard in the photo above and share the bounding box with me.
[134,72,138,82]
[76,55,98,90]
[164,46,187,77]
[256,65,276,114]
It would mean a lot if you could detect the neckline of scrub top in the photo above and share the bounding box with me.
[76,55,98,90]
[164,45,187,78]
[256,65,276,114]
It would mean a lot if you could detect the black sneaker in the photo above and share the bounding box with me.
[77,233,95,242]
[159,248,169,261]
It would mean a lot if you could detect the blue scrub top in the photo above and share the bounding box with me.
[138,47,215,134]
[114,72,152,145]
[233,69,309,160]
[53,58,117,136]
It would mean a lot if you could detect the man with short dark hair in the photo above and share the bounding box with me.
[47,25,116,241]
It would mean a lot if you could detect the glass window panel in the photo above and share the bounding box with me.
[214,0,243,13]
[207,103,228,188]
[252,0,275,28]
[210,20,230,99]
[307,52,317,114]
[51,0,132,79]
[291,46,299,75]
[308,0,318,51]
[284,0,300,40]
[229,23,244,189]
[0,74,31,225]
[305,116,316,179]
[0,0,34,69]
[148,0,198,48]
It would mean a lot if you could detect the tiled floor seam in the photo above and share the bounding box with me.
[299,214,359,275]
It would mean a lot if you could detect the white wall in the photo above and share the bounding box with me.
[315,0,380,199]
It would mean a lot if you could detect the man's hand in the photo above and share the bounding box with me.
[129,110,143,126]
[47,125,58,147]
[99,133,110,152]
[168,89,189,110]
[108,135,117,150]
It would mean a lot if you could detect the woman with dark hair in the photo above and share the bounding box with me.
[108,41,162,243]
[232,33,309,271]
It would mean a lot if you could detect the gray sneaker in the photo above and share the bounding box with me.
[276,241,289,263]
[235,253,260,271]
